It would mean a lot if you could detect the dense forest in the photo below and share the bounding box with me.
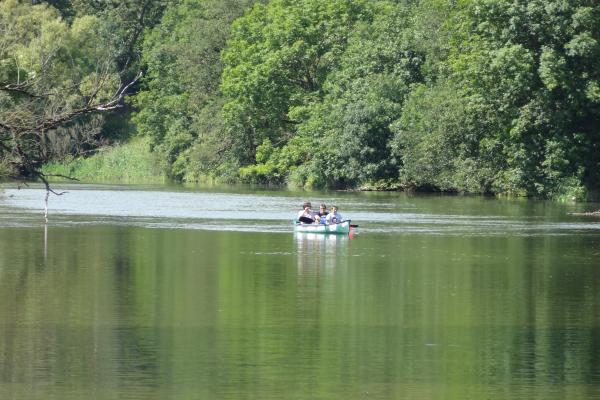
[1,0,599,200]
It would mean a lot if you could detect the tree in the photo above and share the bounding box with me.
[220,0,375,168]
[297,1,423,188]
[392,0,600,199]
[0,0,140,192]
[231,1,424,188]
[63,0,169,79]
[134,0,255,180]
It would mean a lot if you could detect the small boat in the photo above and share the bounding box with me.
[293,220,351,234]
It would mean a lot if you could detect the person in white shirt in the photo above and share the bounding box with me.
[326,205,343,224]
[297,202,316,224]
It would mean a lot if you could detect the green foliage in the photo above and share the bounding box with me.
[221,0,425,188]
[67,0,168,77]
[30,0,595,199]
[42,136,165,183]
[392,83,480,192]
[296,2,423,187]
[133,0,254,180]
[0,1,118,100]
[220,0,375,165]
[0,157,12,179]
[0,0,122,175]
[389,0,600,199]
[238,136,312,184]
[0,0,167,183]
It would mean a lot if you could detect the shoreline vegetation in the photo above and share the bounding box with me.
[36,139,600,203]
[1,130,592,202]
[1,1,599,202]
[41,137,166,185]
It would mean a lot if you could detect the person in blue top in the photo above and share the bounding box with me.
[326,205,343,224]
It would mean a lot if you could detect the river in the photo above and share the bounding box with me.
[0,183,599,399]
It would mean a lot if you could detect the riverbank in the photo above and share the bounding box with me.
[23,135,598,203]
[41,137,166,184]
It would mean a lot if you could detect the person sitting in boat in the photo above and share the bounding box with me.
[326,205,343,224]
[297,202,316,224]
[317,203,328,224]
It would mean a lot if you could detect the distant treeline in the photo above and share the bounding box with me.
[3,0,600,199]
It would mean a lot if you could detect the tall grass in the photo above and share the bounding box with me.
[42,137,166,184]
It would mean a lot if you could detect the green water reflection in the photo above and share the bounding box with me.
[0,222,599,399]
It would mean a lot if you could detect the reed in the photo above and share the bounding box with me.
[42,137,166,184]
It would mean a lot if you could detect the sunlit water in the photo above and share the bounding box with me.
[0,183,599,399]
[2,184,600,235]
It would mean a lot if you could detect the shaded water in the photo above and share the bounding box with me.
[0,184,599,399]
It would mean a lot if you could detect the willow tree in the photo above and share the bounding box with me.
[0,2,140,181]
[0,0,141,218]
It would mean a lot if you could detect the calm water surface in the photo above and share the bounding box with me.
[0,183,599,399]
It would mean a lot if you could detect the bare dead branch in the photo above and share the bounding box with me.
[0,82,42,98]
[35,172,69,223]
[37,173,68,196]
[42,173,80,182]
[30,71,142,132]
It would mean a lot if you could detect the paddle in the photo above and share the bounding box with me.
[335,219,359,228]
[339,219,358,228]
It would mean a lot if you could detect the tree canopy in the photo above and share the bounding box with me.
[2,0,599,200]
[0,0,118,179]
[0,0,163,184]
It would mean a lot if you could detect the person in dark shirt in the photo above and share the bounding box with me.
[318,203,328,217]
[317,203,328,224]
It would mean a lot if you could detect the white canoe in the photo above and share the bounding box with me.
[293,220,351,234]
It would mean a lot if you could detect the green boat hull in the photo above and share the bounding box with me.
[293,220,351,234]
